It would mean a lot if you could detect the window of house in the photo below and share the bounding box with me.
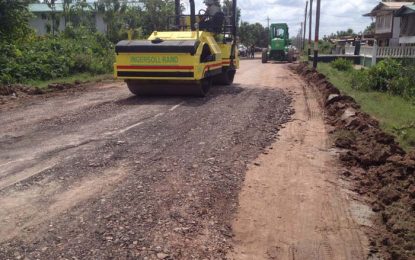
[41,13,47,20]
[376,14,392,31]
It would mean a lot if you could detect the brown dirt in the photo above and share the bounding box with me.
[294,62,415,260]
[0,60,293,259]
[230,62,370,260]
[0,60,377,259]
[0,80,114,110]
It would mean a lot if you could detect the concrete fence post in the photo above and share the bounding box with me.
[372,41,377,66]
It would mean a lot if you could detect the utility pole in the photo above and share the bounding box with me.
[313,0,321,69]
[266,16,271,43]
[266,16,271,30]
[308,0,313,56]
[300,22,304,49]
[303,1,308,51]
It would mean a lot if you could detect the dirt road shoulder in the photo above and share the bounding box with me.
[230,65,371,260]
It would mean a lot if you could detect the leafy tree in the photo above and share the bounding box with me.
[222,0,241,26]
[43,0,62,35]
[239,22,267,47]
[0,0,34,43]
[364,22,375,35]
[139,0,175,36]
[67,0,95,29]
[96,0,128,42]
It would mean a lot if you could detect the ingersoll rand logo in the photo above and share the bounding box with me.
[130,56,179,64]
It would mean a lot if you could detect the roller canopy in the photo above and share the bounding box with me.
[115,40,200,55]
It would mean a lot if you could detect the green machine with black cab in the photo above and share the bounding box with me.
[262,23,295,63]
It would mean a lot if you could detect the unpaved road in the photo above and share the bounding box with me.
[0,60,369,259]
[230,64,371,260]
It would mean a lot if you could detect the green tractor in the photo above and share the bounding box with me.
[262,23,295,63]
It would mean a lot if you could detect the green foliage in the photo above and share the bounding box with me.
[389,65,415,98]
[318,40,334,54]
[326,28,357,39]
[351,59,415,100]
[364,22,375,35]
[0,28,114,84]
[96,0,148,42]
[318,63,415,151]
[136,0,175,37]
[0,0,34,43]
[331,58,353,71]
[367,59,401,92]
[350,69,371,91]
[239,22,267,47]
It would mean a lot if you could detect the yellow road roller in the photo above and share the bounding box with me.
[114,0,239,96]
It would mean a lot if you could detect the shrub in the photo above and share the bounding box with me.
[350,59,415,100]
[0,28,115,85]
[331,58,353,71]
[350,69,371,91]
[367,59,401,92]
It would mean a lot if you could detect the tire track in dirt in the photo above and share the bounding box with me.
[230,62,370,260]
[0,60,293,259]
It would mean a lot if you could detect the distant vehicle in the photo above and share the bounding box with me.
[262,23,296,63]
[238,44,248,57]
[254,46,262,52]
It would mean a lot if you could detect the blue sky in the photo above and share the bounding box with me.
[197,0,379,37]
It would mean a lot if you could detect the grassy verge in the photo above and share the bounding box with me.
[318,63,415,151]
[26,73,114,89]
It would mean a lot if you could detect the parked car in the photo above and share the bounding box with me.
[238,44,248,57]
[255,46,263,52]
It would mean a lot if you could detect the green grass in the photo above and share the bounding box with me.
[318,63,415,151]
[26,73,114,89]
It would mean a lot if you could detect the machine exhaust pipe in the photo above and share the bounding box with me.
[175,0,181,28]
[189,0,196,31]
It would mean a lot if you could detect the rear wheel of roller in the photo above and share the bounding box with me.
[199,77,212,96]
[213,68,236,85]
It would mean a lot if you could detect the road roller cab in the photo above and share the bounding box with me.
[114,0,239,96]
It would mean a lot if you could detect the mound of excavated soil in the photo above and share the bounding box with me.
[294,62,415,260]
[0,82,90,107]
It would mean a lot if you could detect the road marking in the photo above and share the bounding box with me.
[0,158,29,170]
[118,122,145,134]
[117,102,183,134]
[169,101,185,112]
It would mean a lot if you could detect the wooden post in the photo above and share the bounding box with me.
[308,0,313,56]
[300,22,304,49]
[303,1,308,51]
[313,0,321,69]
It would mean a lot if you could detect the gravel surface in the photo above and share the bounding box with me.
[0,62,292,259]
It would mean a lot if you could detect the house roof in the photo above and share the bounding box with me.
[28,3,96,13]
[363,2,414,17]
[396,4,415,16]
[29,3,64,12]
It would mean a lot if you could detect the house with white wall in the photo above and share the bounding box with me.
[396,4,415,45]
[364,1,414,47]
[28,3,107,36]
